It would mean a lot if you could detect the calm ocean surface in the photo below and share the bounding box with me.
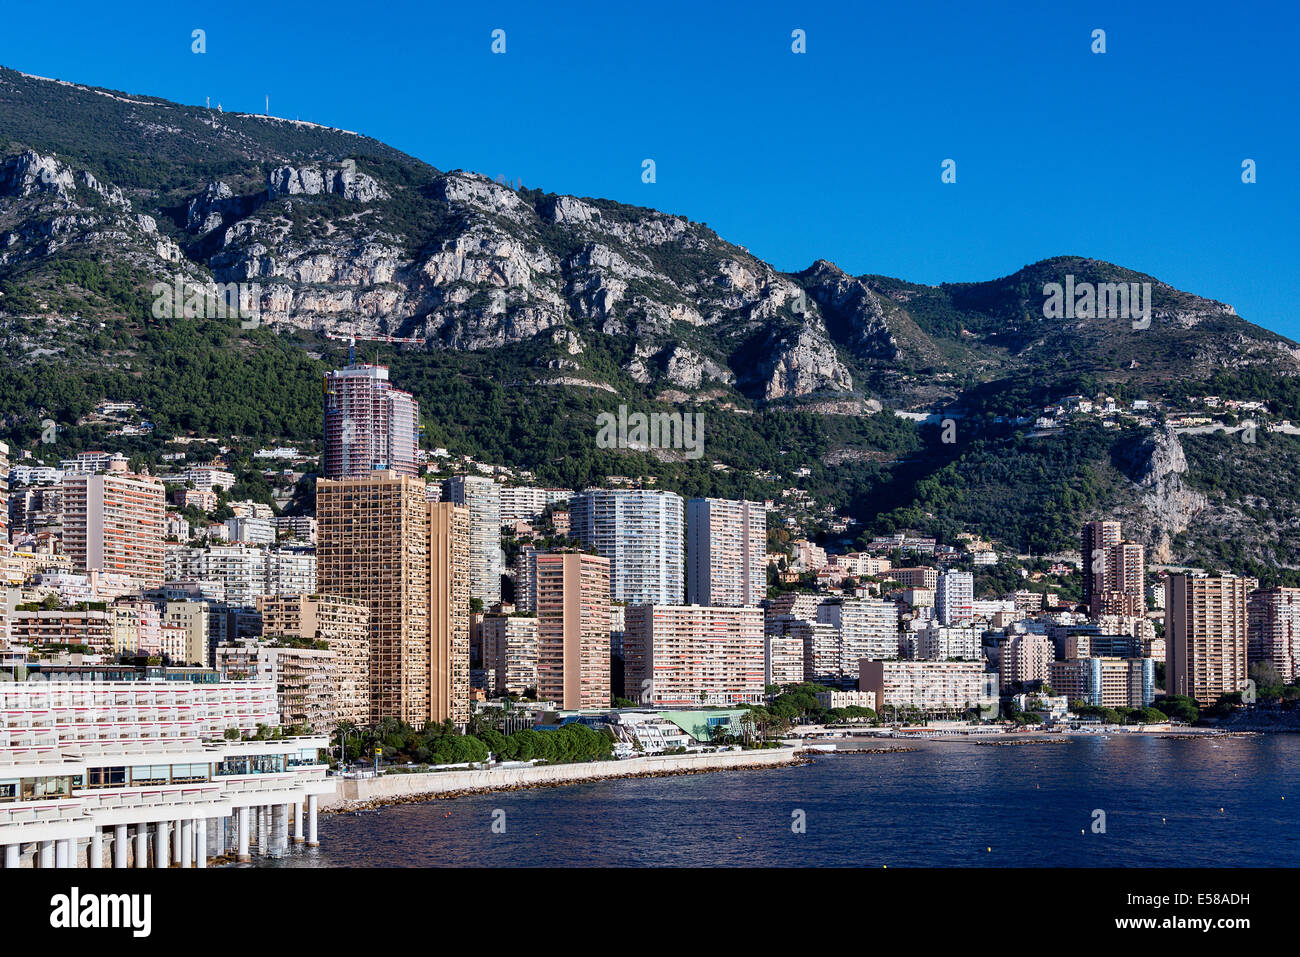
[258,736,1300,867]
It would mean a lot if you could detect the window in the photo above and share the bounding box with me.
[130,765,169,786]
[86,767,127,788]
[21,776,72,800]
[216,756,249,777]
[170,764,209,783]
[0,780,17,802]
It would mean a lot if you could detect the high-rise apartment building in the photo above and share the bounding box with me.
[443,475,502,607]
[323,363,419,479]
[1082,521,1145,615]
[817,598,898,673]
[1247,586,1300,683]
[1049,657,1155,709]
[257,594,372,727]
[1081,520,1122,609]
[859,659,997,712]
[765,635,805,688]
[935,571,974,626]
[430,502,471,725]
[686,498,767,606]
[163,601,211,668]
[512,544,539,612]
[317,472,431,725]
[1166,574,1256,706]
[624,604,765,707]
[481,614,539,696]
[61,461,165,587]
[917,624,982,661]
[535,552,610,710]
[999,632,1055,690]
[570,489,684,605]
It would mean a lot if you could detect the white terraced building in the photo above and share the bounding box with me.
[0,678,334,868]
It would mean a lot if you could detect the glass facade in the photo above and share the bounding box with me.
[215,753,286,776]
[0,775,75,801]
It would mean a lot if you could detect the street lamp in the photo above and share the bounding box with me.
[336,727,366,774]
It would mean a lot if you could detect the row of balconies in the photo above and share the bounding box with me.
[0,801,84,827]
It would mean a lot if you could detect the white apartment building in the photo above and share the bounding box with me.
[512,545,539,613]
[791,619,841,685]
[830,553,892,577]
[0,678,334,868]
[444,475,503,607]
[165,546,315,607]
[686,498,767,607]
[814,689,878,711]
[917,624,982,661]
[624,605,764,707]
[481,614,540,697]
[859,659,997,712]
[765,636,805,688]
[499,486,573,523]
[166,514,191,542]
[58,452,125,475]
[817,598,898,674]
[157,466,237,492]
[570,489,685,605]
[273,515,318,544]
[167,545,266,606]
[225,516,275,546]
[936,571,974,626]
[765,593,824,630]
[265,549,316,597]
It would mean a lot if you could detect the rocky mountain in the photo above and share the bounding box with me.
[3,66,1300,575]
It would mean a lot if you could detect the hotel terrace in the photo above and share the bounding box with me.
[0,676,335,868]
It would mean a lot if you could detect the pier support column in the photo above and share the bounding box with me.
[114,825,129,868]
[155,821,169,868]
[195,818,207,869]
[181,819,193,868]
[39,841,54,868]
[172,819,183,864]
[258,805,270,856]
[135,825,148,868]
[237,807,250,862]
[307,794,319,847]
[3,844,18,868]
[268,804,283,858]
[55,839,70,868]
[90,828,103,868]
[293,799,304,843]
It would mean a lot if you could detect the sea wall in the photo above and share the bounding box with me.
[323,747,801,810]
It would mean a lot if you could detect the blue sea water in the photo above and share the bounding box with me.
[258,736,1300,867]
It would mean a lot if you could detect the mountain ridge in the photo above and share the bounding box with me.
[3,65,1300,576]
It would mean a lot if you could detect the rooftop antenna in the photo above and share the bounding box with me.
[349,335,356,366]
[265,95,269,115]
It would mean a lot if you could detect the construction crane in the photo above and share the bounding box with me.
[324,331,422,347]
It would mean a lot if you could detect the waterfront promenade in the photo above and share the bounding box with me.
[324,747,801,810]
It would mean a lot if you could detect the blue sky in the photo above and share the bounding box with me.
[3,0,1298,335]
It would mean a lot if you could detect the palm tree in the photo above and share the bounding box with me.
[739,712,757,746]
